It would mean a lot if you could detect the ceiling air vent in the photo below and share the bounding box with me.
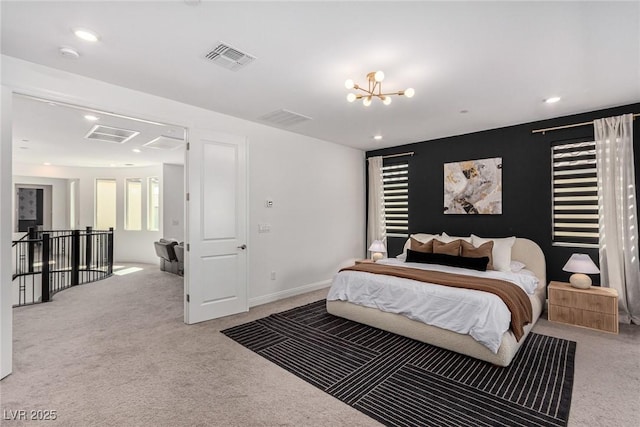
[205,42,256,71]
[84,125,139,144]
[143,136,185,151]
[259,109,313,127]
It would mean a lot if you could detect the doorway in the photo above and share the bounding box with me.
[14,184,52,232]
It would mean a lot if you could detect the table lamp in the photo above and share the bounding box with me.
[562,253,600,289]
[368,240,386,261]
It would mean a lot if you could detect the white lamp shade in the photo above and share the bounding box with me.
[368,240,386,253]
[368,240,386,261]
[562,253,600,274]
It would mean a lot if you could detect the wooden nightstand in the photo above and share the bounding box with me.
[548,281,618,334]
[355,259,375,265]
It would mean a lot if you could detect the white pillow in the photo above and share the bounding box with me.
[398,233,440,260]
[471,234,516,272]
[438,232,472,243]
[510,260,526,272]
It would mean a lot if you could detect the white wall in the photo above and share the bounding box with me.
[1,55,366,304]
[13,163,163,264]
[162,163,184,242]
[1,86,14,378]
[248,130,365,304]
[12,175,69,233]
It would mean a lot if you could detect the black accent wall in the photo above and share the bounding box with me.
[367,103,640,284]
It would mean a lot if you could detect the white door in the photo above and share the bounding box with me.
[185,129,248,324]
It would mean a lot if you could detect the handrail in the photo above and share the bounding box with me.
[11,232,30,247]
[11,226,114,307]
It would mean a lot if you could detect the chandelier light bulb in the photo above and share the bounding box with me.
[345,71,413,106]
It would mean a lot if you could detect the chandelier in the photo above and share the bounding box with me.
[345,71,415,106]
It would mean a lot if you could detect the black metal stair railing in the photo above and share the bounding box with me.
[12,226,114,307]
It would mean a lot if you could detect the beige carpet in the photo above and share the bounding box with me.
[1,264,638,426]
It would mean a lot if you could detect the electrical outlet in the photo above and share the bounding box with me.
[270,271,276,280]
[266,200,274,208]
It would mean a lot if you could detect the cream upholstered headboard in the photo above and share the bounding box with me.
[401,235,546,284]
[511,238,546,285]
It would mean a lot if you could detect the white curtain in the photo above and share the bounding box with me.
[594,113,640,324]
[367,156,386,250]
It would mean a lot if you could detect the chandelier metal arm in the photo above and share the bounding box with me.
[345,71,414,105]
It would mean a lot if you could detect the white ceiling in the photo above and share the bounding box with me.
[2,1,639,166]
[11,95,186,167]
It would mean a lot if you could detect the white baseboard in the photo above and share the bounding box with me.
[249,279,332,308]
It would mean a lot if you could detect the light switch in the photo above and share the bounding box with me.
[258,223,271,233]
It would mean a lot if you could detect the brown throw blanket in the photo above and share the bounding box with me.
[340,263,532,341]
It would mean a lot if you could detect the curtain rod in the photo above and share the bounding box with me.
[531,113,639,135]
[378,151,414,159]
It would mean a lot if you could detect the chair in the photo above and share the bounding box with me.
[154,239,179,274]
[174,243,184,276]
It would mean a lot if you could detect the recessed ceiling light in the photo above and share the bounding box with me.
[109,164,116,167]
[544,96,561,104]
[373,135,383,140]
[59,46,80,59]
[73,28,100,42]
[84,114,99,121]
[21,139,29,142]
[460,109,469,114]
[124,163,134,166]
[19,146,29,150]
[43,162,51,166]
[132,148,141,153]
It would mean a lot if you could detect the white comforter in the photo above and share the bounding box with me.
[326,258,540,353]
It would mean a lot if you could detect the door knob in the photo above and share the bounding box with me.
[237,244,247,250]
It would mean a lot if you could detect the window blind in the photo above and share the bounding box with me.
[382,162,408,237]
[552,141,598,248]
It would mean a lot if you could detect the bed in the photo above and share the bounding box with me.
[326,236,546,367]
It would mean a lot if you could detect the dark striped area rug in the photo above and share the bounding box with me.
[222,300,575,427]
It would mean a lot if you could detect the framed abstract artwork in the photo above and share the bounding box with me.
[443,157,502,214]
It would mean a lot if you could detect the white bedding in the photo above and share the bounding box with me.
[326,258,540,354]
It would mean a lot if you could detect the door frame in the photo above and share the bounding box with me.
[1,82,249,379]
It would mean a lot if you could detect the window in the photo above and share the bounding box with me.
[382,161,409,237]
[95,179,116,230]
[147,177,160,231]
[552,141,598,248]
[125,178,142,231]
